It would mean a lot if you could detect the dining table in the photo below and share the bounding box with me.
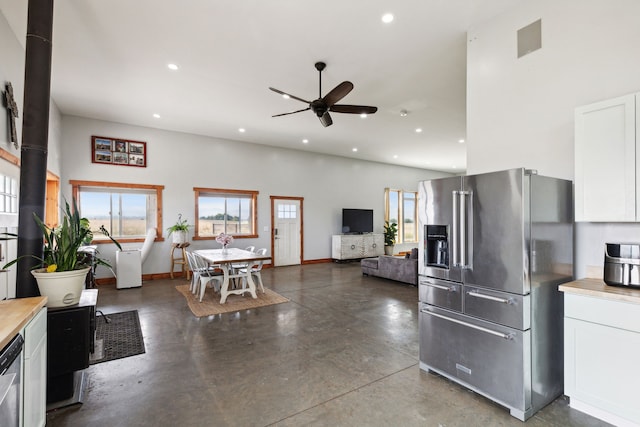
[194,248,271,304]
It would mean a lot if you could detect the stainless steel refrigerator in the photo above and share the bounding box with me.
[418,168,573,421]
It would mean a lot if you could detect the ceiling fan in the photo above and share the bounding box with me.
[269,62,378,127]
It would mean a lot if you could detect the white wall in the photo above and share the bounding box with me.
[466,0,640,278]
[61,115,451,277]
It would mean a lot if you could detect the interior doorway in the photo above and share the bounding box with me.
[270,196,303,266]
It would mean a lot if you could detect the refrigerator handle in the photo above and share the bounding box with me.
[459,191,467,268]
[452,191,459,267]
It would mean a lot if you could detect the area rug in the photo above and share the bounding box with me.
[90,310,145,364]
[175,284,289,317]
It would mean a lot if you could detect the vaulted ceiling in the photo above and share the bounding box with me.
[0,0,522,172]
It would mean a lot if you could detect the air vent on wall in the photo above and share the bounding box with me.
[517,19,542,58]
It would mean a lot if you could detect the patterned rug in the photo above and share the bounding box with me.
[175,284,289,317]
[90,310,145,364]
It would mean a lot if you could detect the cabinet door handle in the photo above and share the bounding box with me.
[423,282,455,292]
[422,309,514,340]
[467,291,513,304]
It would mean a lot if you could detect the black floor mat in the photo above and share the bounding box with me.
[90,310,145,364]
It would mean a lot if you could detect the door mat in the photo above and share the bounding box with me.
[90,310,145,364]
[175,284,289,317]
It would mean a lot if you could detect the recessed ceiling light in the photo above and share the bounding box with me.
[352,148,358,152]
[167,63,179,70]
[238,128,246,133]
[152,113,160,119]
[393,155,398,159]
[282,94,290,99]
[382,13,394,23]
[459,139,465,143]
[400,109,408,117]
[415,128,423,133]
[452,165,457,169]
[302,139,309,144]
[360,113,368,118]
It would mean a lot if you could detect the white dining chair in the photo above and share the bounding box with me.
[192,252,224,302]
[239,248,267,293]
[184,251,200,294]
[230,246,256,288]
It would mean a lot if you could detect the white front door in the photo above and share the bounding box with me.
[272,198,301,266]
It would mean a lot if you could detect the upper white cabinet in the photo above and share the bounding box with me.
[575,93,639,221]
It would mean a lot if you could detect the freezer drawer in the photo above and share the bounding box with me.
[419,304,531,416]
[463,285,530,330]
[418,277,462,313]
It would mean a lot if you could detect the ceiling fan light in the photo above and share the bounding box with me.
[282,94,290,99]
[360,113,367,118]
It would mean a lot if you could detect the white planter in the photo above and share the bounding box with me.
[172,230,188,244]
[384,245,395,256]
[32,267,90,308]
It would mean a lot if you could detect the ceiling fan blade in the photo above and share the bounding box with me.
[269,87,311,104]
[330,104,378,114]
[322,81,353,107]
[272,107,310,117]
[319,112,333,127]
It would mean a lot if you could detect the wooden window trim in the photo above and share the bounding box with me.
[70,180,164,244]
[193,187,258,239]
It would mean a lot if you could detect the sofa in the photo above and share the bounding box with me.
[361,248,418,285]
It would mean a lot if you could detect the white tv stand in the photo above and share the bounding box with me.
[331,234,384,260]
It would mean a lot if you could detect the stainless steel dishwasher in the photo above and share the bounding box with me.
[0,334,24,427]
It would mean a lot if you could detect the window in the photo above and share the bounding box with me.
[194,187,258,239]
[385,188,418,244]
[0,174,18,214]
[71,180,164,243]
[277,203,297,219]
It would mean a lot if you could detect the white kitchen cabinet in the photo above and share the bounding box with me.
[574,92,639,221]
[22,306,47,427]
[561,280,640,427]
[331,234,384,260]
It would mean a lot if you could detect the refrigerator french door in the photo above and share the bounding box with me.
[418,168,573,421]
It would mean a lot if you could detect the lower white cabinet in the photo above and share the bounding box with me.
[332,234,384,260]
[564,293,640,426]
[22,307,47,427]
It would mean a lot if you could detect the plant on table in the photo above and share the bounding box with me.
[215,232,234,248]
[167,214,192,243]
[383,221,398,246]
[1,198,121,307]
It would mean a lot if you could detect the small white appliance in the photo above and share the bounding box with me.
[116,249,142,289]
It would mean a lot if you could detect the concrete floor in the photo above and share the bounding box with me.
[46,263,609,427]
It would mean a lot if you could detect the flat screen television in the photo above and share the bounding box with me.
[342,209,373,234]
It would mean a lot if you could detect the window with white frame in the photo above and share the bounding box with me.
[385,188,418,243]
[194,188,258,238]
[0,175,18,214]
[71,180,163,243]
[277,203,297,219]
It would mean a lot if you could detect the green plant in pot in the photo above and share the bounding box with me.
[383,220,398,255]
[2,198,121,307]
[167,214,191,244]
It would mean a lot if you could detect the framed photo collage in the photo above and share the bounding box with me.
[91,135,147,167]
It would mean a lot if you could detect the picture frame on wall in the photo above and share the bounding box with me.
[91,135,147,167]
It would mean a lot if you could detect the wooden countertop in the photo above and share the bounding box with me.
[559,278,640,305]
[0,296,47,349]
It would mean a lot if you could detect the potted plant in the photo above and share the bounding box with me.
[167,214,191,244]
[2,198,121,307]
[383,221,398,255]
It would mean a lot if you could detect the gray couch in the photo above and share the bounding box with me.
[361,248,418,285]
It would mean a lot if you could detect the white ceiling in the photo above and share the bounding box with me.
[0,1,522,173]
